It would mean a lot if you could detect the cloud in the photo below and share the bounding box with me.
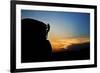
[49,37,90,52]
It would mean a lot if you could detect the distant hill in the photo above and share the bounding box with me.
[51,42,90,61]
[66,42,90,52]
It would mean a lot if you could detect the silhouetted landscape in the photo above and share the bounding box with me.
[21,18,90,63]
[51,42,90,61]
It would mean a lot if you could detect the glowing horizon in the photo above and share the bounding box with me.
[49,37,90,52]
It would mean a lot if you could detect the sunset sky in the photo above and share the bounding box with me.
[21,10,90,52]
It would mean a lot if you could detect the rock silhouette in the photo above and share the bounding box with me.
[21,18,52,62]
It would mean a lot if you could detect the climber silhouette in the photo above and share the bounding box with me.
[21,18,52,62]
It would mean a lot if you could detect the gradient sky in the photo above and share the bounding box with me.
[21,10,90,39]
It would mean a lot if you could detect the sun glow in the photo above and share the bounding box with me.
[49,37,90,52]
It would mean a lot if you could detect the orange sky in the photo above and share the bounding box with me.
[48,37,90,52]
